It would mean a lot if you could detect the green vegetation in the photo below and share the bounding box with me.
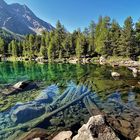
[0,16,140,61]
[0,37,5,56]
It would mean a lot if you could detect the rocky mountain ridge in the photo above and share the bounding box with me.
[0,0,54,35]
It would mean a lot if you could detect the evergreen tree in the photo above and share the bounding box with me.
[110,20,121,56]
[23,35,30,57]
[48,39,54,62]
[22,40,27,57]
[88,21,96,55]
[75,30,84,61]
[94,16,103,55]
[11,40,18,57]
[62,34,72,57]
[18,41,23,57]
[47,32,56,62]
[8,42,12,56]
[29,34,35,58]
[0,37,5,56]
[55,20,66,59]
[104,20,121,56]
[119,16,135,57]
[40,45,47,57]
[0,18,139,60]
[135,20,140,57]
[95,16,111,55]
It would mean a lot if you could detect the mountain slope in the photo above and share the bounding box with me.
[0,28,24,42]
[0,0,54,35]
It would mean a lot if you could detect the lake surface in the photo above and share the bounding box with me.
[0,62,140,139]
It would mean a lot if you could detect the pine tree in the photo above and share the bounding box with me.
[94,16,103,54]
[95,16,111,55]
[8,42,12,56]
[0,18,139,60]
[22,40,27,57]
[0,37,5,56]
[111,20,121,56]
[55,20,66,59]
[18,41,23,57]
[11,40,18,57]
[48,39,55,62]
[135,20,140,57]
[40,45,47,57]
[62,34,72,58]
[75,30,84,61]
[104,20,121,56]
[119,16,135,57]
[29,34,35,58]
[47,32,56,62]
[88,21,96,56]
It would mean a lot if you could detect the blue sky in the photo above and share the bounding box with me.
[5,0,140,32]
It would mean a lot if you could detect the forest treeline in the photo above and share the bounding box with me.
[0,16,140,61]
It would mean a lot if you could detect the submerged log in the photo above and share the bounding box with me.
[1,82,140,140]
[83,97,93,116]
[0,90,91,135]
[83,95,104,118]
[51,87,72,106]
[60,87,77,105]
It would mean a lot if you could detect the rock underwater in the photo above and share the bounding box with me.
[10,84,59,124]
[72,115,120,140]
[3,81,38,95]
[0,82,140,140]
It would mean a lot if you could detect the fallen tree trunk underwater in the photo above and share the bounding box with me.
[0,90,91,135]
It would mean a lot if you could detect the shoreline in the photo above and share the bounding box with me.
[1,56,140,68]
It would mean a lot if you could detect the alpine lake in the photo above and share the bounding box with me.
[0,61,140,140]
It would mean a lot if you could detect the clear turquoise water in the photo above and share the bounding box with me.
[0,62,139,139]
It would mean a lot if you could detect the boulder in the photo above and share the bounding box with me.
[68,57,78,64]
[119,119,131,128]
[33,138,41,140]
[99,56,106,65]
[128,67,138,74]
[135,136,140,140]
[72,115,120,140]
[111,72,120,77]
[4,81,38,95]
[13,81,38,90]
[10,104,45,124]
[52,131,72,140]
[9,85,59,124]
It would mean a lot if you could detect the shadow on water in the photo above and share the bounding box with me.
[0,62,139,139]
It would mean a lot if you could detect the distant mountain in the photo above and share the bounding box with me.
[0,0,54,35]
